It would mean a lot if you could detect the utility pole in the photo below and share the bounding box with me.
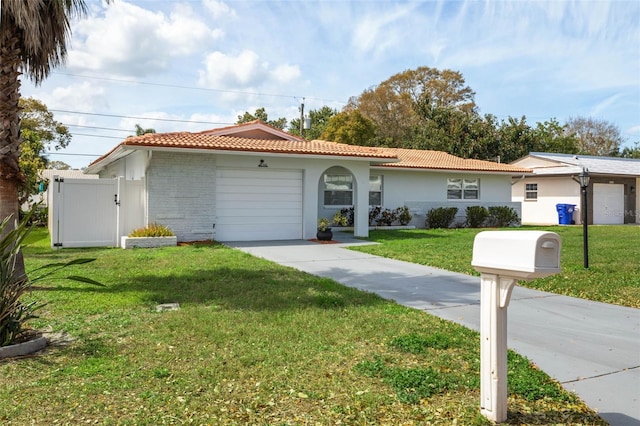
[299,97,305,136]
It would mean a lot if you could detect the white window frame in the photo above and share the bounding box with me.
[369,175,383,206]
[447,178,479,200]
[525,183,538,201]
[323,174,353,207]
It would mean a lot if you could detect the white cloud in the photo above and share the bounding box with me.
[271,64,301,84]
[46,82,109,114]
[68,1,222,77]
[351,3,420,57]
[203,0,237,19]
[197,50,300,93]
[198,50,267,89]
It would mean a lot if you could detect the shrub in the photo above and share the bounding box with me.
[377,208,398,226]
[332,211,348,227]
[465,206,489,228]
[426,207,458,229]
[317,218,331,231]
[369,206,381,226]
[1,209,102,347]
[20,205,47,227]
[487,206,520,227]
[396,206,413,226]
[0,214,36,346]
[128,223,174,237]
[339,207,355,226]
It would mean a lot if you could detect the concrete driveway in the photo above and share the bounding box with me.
[227,234,640,426]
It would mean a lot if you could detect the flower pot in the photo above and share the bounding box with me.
[316,229,333,241]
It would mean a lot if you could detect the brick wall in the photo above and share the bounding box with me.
[147,152,217,241]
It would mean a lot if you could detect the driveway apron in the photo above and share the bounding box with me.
[227,236,640,426]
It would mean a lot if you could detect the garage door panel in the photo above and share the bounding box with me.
[217,204,301,214]
[219,216,302,226]
[215,168,303,241]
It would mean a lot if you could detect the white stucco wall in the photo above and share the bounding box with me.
[375,169,519,226]
[512,177,581,225]
[97,151,147,180]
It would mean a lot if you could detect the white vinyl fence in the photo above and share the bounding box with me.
[48,176,144,248]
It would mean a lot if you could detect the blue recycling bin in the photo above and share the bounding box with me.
[556,204,576,225]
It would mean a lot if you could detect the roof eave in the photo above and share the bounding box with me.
[94,145,398,164]
[372,164,532,174]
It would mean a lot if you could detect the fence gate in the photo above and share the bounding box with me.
[49,177,144,248]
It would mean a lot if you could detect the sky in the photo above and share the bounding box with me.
[22,0,640,169]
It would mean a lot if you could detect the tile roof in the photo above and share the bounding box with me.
[93,132,397,163]
[375,148,532,173]
[88,121,531,174]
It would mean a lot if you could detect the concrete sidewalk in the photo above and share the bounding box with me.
[228,233,640,426]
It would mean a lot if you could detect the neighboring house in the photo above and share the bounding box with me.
[511,152,640,225]
[83,121,530,243]
[25,168,98,208]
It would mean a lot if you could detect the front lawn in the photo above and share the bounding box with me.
[351,225,640,309]
[0,228,605,425]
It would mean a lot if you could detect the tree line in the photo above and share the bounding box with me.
[237,66,638,162]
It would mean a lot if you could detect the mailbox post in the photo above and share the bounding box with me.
[472,231,561,422]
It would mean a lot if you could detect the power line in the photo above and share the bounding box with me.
[68,132,123,140]
[44,152,101,158]
[52,71,347,105]
[51,109,232,125]
[65,124,133,133]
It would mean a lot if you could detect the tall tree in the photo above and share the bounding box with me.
[236,107,287,130]
[565,116,624,156]
[0,0,99,274]
[347,66,477,147]
[19,97,71,206]
[289,106,337,140]
[321,110,377,146]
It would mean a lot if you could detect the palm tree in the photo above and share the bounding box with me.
[0,0,98,273]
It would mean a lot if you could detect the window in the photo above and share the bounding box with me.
[447,178,479,200]
[525,183,538,200]
[324,174,353,206]
[369,175,382,206]
[323,174,383,207]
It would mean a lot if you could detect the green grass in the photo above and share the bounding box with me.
[0,228,606,425]
[351,225,640,308]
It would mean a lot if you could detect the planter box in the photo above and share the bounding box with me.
[121,236,177,249]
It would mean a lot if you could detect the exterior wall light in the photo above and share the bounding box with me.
[258,159,268,168]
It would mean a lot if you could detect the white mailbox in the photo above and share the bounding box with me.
[472,230,561,279]
[471,230,562,423]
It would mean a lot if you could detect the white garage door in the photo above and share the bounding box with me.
[215,168,303,241]
[593,183,624,224]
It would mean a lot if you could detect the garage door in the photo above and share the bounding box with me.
[215,168,303,241]
[593,183,624,224]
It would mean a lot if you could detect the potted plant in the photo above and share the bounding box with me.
[332,211,349,228]
[317,217,333,241]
